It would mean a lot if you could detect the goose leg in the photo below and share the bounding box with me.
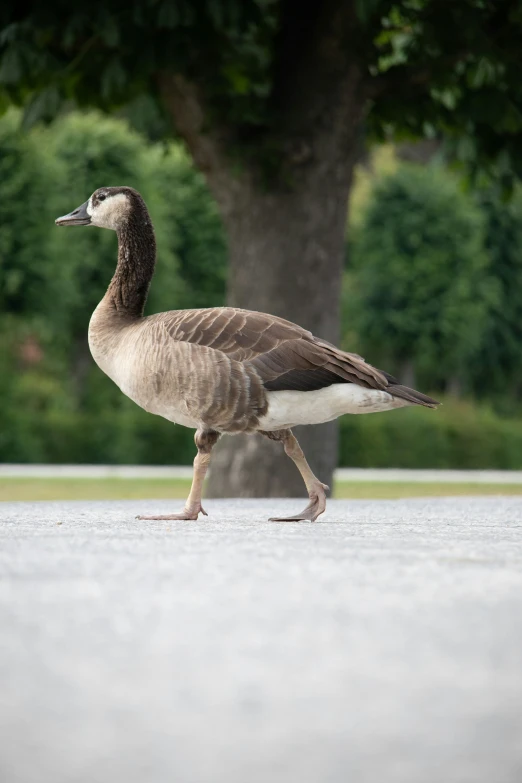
[137,429,220,521]
[261,429,329,522]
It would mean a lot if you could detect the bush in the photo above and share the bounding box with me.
[0,110,225,465]
[0,110,70,326]
[469,186,522,404]
[339,398,522,469]
[349,164,496,391]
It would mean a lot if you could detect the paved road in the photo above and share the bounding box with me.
[1,497,522,783]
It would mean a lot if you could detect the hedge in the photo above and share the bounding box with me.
[339,398,522,469]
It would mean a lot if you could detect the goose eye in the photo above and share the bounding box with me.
[98,194,106,202]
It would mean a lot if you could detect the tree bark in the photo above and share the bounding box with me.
[158,3,365,496]
[206,163,355,496]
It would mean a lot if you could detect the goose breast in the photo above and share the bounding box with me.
[89,316,268,432]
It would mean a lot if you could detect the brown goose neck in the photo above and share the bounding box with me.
[106,211,156,319]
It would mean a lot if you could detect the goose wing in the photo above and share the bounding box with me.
[159,307,389,393]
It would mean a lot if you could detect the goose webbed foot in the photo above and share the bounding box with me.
[136,503,208,521]
[269,482,329,523]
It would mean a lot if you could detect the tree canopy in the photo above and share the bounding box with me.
[1,1,522,181]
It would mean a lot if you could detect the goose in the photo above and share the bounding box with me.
[56,187,439,522]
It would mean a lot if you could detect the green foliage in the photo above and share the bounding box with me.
[362,2,522,182]
[469,186,522,403]
[0,109,225,464]
[350,164,495,390]
[1,2,522,179]
[0,111,66,322]
[339,398,522,470]
[0,1,279,132]
[144,144,227,311]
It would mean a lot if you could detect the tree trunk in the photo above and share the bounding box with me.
[159,7,365,496]
[208,170,353,496]
[208,145,359,496]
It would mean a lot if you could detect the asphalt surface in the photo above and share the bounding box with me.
[1,497,522,783]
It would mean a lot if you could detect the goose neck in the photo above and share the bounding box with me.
[106,213,156,319]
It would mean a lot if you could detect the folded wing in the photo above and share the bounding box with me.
[161,306,391,393]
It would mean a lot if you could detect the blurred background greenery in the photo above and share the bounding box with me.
[1,107,522,469]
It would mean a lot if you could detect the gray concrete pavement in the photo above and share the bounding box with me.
[1,497,522,783]
[2,463,522,483]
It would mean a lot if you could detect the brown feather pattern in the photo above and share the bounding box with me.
[141,307,439,427]
[162,307,389,389]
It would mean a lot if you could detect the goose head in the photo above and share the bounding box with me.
[55,187,142,231]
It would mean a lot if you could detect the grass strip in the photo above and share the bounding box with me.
[1,477,522,502]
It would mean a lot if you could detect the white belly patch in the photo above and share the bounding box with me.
[257,384,409,430]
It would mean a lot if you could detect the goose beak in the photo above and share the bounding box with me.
[55,200,91,226]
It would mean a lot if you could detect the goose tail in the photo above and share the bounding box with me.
[388,384,440,409]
